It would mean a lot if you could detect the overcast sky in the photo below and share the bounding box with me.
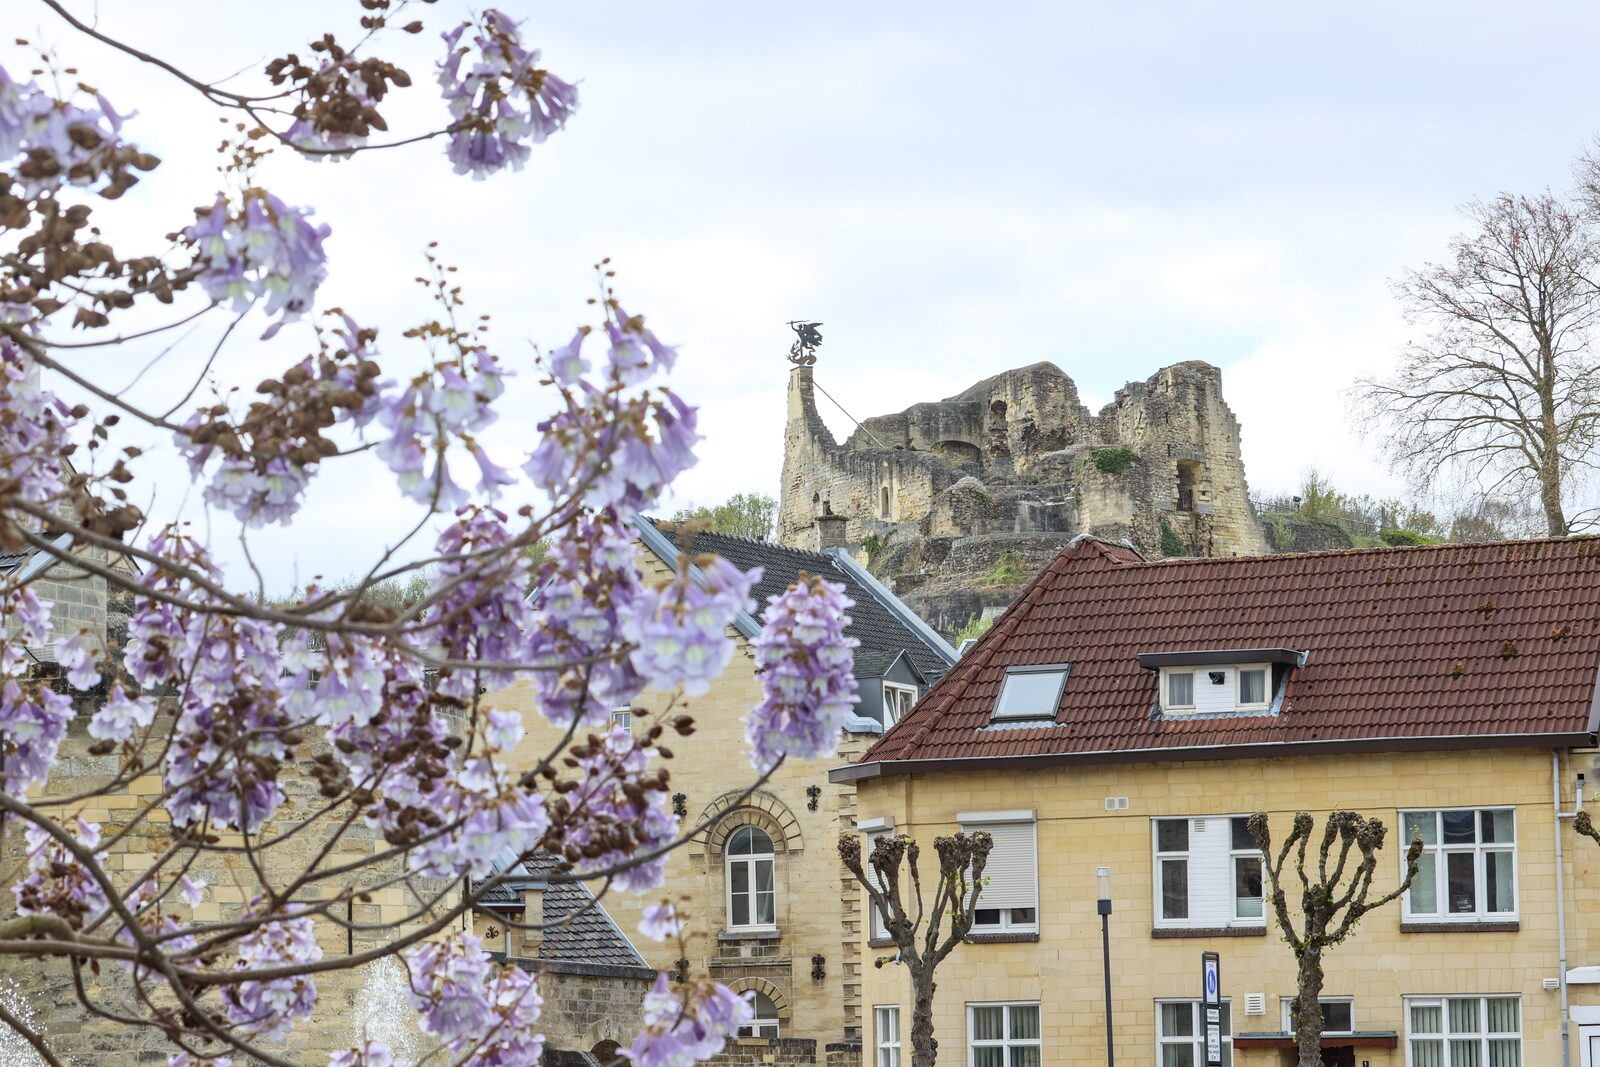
[18,1,1600,589]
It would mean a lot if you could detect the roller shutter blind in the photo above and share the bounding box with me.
[961,820,1037,912]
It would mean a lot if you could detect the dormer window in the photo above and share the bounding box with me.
[1140,649,1304,717]
[991,664,1070,723]
[1165,671,1195,710]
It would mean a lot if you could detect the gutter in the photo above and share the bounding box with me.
[830,729,1598,784]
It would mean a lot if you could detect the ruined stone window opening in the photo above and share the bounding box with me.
[1176,459,1201,512]
[880,485,891,519]
[739,992,781,1039]
[725,826,777,930]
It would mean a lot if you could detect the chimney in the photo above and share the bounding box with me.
[814,500,847,551]
[518,883,544,958]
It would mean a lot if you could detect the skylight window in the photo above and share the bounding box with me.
[992,665,1069,722]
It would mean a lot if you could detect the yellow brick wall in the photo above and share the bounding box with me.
[487,547,873,1043]
[854,747,1600,1066]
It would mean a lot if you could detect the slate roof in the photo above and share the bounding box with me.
[643,521,955,682]
[844,534,1600,777]
[477,850,650,972]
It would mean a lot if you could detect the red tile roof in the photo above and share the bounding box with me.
[841,535,1600,779]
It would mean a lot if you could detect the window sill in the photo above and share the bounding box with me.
[868,937,895,950]
[1400,920,1519,934]
[719,927,781,941]
[966,931,1040,944]
[1151,925,1266,939]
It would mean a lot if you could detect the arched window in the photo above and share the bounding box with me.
[739,992,781,1038]
[726,827,776,930]
[880,485,891,519]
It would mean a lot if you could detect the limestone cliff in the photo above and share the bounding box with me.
[778,361,1267,636]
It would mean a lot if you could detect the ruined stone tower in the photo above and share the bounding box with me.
[778,360,1267,635]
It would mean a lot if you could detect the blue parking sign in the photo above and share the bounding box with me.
[1201,952,1221,1066]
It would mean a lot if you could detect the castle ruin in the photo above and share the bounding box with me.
[778,360,1268,635]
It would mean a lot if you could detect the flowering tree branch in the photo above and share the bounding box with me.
[0,4,864,1065]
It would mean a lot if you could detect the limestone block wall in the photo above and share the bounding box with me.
[852,747,1593,1067]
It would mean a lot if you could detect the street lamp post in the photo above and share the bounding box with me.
[1097,865,1115,1067]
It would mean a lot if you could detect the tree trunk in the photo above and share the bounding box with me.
[1539,374,1569,536]
[1292,945,1326,1067]
[910,967,938,1067]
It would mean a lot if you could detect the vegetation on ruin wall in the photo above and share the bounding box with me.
[1081,446,1139,476]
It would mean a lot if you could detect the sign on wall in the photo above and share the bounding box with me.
[1202,951,1222,1067]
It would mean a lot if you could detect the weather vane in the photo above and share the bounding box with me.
[787,320,822,365]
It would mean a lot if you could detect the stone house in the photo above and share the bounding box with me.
[490,515,957,1051]
[835,534,1600,1066]
[777,360,1268,636]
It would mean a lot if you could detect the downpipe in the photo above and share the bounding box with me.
[1554,749,1585,1067]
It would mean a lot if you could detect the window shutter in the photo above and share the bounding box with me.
[866,831,890,937]
[964,821,1037,911]
[1188,817,1232,924]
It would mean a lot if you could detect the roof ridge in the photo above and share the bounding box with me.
[871,545,1072,760]
[1145,533,1598,568]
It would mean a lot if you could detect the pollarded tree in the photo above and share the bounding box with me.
[1249,811,1424,1067]
[1354,192,1600,536]
[838,831,993,1067]
[0,4,862,1066]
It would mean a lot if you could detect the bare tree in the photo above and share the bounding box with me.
[1355,193,1600,535]
[838,831,992,1067]
[1249,811,1423,1067]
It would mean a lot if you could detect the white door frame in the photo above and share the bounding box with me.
[1575,1005,1600,1067]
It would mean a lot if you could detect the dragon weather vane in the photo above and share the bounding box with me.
[787,320,822,365]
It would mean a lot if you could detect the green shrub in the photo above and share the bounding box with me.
[955,615,994,645]
[1160,519,1188,558]
[1380,528,1441,547]
[863,530,895,568]
[986,552,1024,585]
[1083,447,1139,476]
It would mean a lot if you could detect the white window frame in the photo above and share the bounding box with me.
[1280,996,1354,1035]
[1156,999,1233,1066]
[875,1006,901,1067]
[1152,816,1265,930]
[1163,669,1196,711]
[882,682,918,727]
[1230,818,1265,922]
[966,1002,1041,1067]
[725,826,777,932]
[1399,808,1518,922]
[1404,995,1521,1065]
[609,707,633,735]
[1235,664,1269,709]
[960,813,1039,935]
[739,991,781,1038]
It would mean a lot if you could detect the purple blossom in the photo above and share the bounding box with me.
[375,349,512,508]
[639,902,682,943]
[328,1044,394,1067]
[548,326,590,385]
[88,684,157,743]
[182,190,331,335]
[13,819,109,931]
[221,917,322,1039]
[178,874,207,908]
[0,63,140,194]
[0,335,76,509]
[523,386,700,513]
[622,556,758,696]
[608,310,678,386]
[437,11,578,179]
[623,974,754,1067]
[745,578,859,771]
[407,933,545,1065]
[563,723,679,892]
[525,512,646,728]
[427,506,535,699]
[486,708,523,751]
[55,628,102,690]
